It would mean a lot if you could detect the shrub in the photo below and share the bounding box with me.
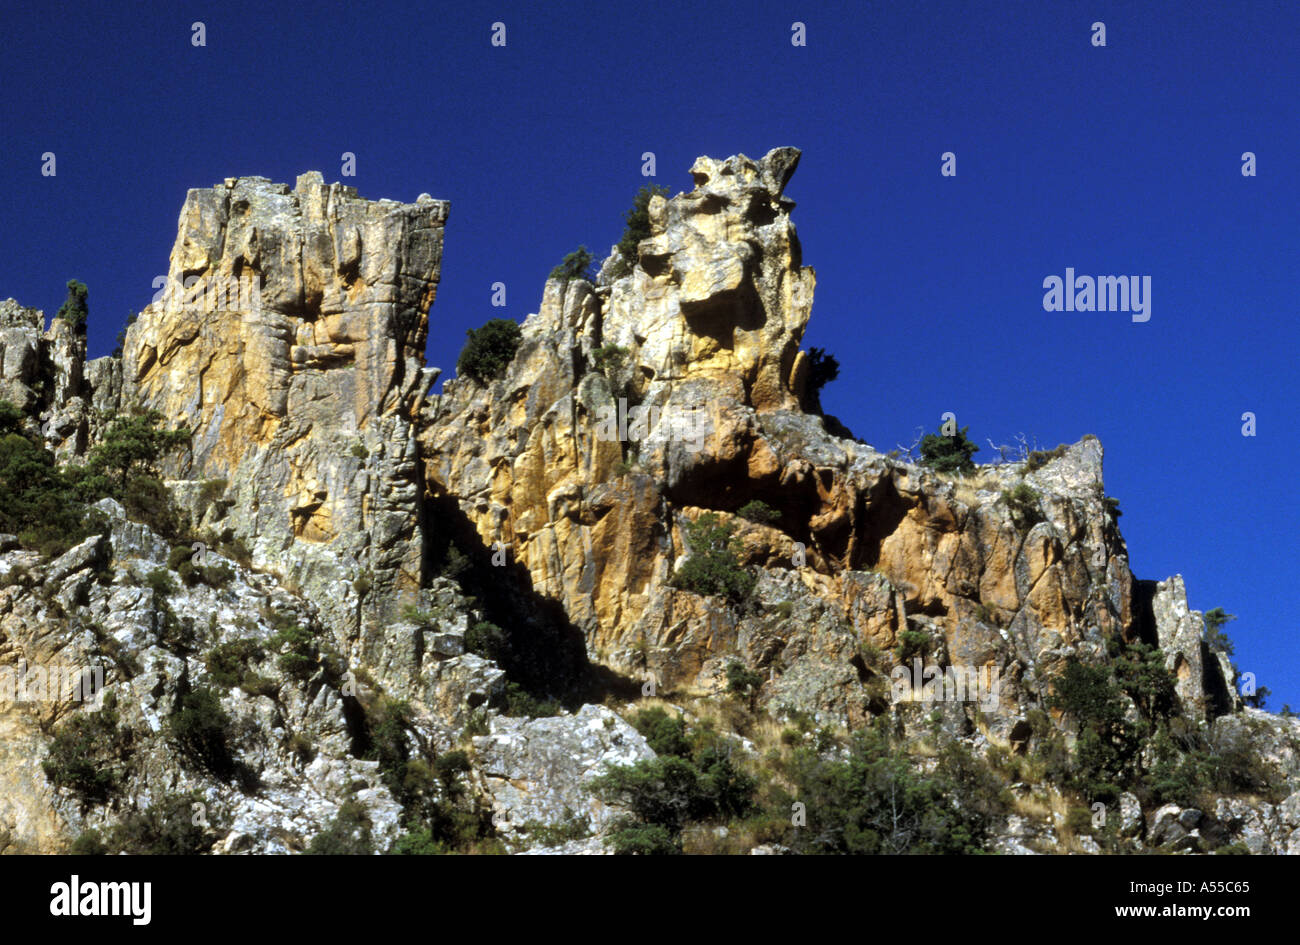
[1024,444,1069,471]
[81,410,190,492]
[456,318,522,384]
[629,707,691,758]
[54,279,89,331]
[669,513,755,604]
[1001,482,1043,533]
[0,425,89,555]
[1203,608,1236,658]
[70,831,108,855]
[465,620,507,662]
[591,716,757,854]
[549,246,595,283]
[605,820,680,855]
[591,344,629,375]
[389,827,448,855]
[775,723,998,854]
[269,621,319,682]
[895,628,931,662]
[501,682,561,718]
[805,347,840,399]
[919,425,979,475]
[109,792,214,855]
[1047,659,1137,803]
[42,699,134,805]
[609,184,670,278]
[305,800,374,855]
[168,685,235,779]
[145,567,177,598]
[205,639,266,690]
[725,661,764,708]
[736,500,780,525]
[111,310,139,358]
[0,400,23,435]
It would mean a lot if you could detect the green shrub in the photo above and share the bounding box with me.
[465,620,507,662]
[592,344,629,375]
[0,400,24,435]
[42,699,134,805]
[80,410,190,492]
[549,246,595,283]
[1001,482,1043,533]
[774,723,998,854]
[605,820,680,855]
[112,310,139,358]
[389,827,448,855]
[146,567,177,598]
[456,318,522,384]
[205,639,266,690]
[54,279,89,331]
[168,685,235,779]
[1203,608,1236,658]
[609,184,670,278]
[919,425,979,475]
[895,628,931,662]
[70,831,109,855]
[629,707,691,758]
[0,427,89,555]
[669,513,755,604]
[109,792,214,855]
[305,800,374,855]
[1024,444,1069,471]
[501,681,561,718]
[269,621,319,682]
[736,500,780,525]
[1047,659,1138,804]
[591,716,757,854]
[400,604,434,626]
[805,347,840,400]
[725,661,764,707]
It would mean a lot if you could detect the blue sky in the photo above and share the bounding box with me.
[1,0,1296,707]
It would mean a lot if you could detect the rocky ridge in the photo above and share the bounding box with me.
[0,150,1296,854]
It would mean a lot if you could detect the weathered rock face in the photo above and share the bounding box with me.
[0,299,91,459]
[111,172,448,646]
[1149,575,1239,720]
[474,704,654,844]
[419,151,1215,741]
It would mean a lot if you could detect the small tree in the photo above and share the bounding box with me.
[55,279,89,332]
[1203,608,1236,658]
[670,513,755,604]
[112,310,139,358]
[736,499,780,525]
[85,410,190,490]
[549,246,596,283]
[456,318,522,384]
[610,184,670,278]
[806,347,840,397]
[919,425,979,474]
[725,661,764,710]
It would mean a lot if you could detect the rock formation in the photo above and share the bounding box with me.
[0,152,1295,855]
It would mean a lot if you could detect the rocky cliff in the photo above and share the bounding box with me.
[0,151,1296,855]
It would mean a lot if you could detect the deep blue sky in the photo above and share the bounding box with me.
[2,1,1296,708]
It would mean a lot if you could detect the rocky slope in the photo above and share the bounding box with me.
[0,150,1296,854]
